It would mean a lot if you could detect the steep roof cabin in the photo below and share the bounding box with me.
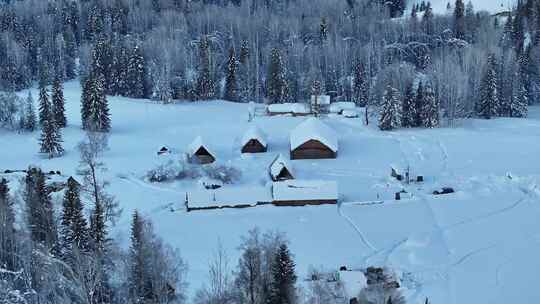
[290,118,338,160]
[188,136,216,164]
[241,126,268,153]
[269,154,294,181]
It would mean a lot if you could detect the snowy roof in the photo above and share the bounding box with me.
[188,136,215,157]
[339,271,367,299]
[186,185,272,209]
[342,109,359,118]
[329,102,356,113]
[272,180,338,202]
[290,118,338,152]
[269,154,294,179]
[241,125,268,147]
[267,103,310,114]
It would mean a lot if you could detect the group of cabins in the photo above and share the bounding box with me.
[180,117,339,164]
[178,117,340,211]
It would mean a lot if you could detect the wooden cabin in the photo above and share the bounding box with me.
[290,118,338,160]
[188,136,216,164]
[271,180,338,206]
[241,126,268,153]
[269,154,294,181]
[157,146,170,155]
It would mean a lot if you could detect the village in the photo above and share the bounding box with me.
[147,95,431,213]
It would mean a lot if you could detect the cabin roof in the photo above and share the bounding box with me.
[272,180,338,202]
[269,154,294,179]
[241,125,268,147]
[267,103,310,114]
[290,118,338,152]
[188,136,215,157]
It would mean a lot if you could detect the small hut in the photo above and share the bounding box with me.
[157,146,170,155]
[188,136,216,164]
[290,118,338,160]
[241,126,268,153]
[269,154,294,181]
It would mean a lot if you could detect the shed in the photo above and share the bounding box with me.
[290,118,338,160]
[157,146,170,155]
[269,154,294,181]
[241,126,268,153]
[188,136,216,164]
[272,180,338,206]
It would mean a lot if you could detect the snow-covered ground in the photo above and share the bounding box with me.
[2,80,540,304]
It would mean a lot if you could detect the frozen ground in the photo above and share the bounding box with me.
[1,80,540,304]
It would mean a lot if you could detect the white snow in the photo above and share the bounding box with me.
[272,180,338,202]
[339,270,368,299]
[187,185,271,209]
[290,118,338,152]
[329,102,356,114]
[426,0,513,15]
[267,103,310,115]
[241,125,267,148]
[3,80,540,304]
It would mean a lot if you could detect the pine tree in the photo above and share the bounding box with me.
[510,71,529,118]
[267,48,285,104]
[24,91,37,132]
[60,177,90,262]
[453,0,466,39]
[422,2,434,35]
[401,82,416,127]
[239,40,251,102]
[129,210,152,302]
[268,244,297,304]
[39,112,64,158]
[196,36,215,100]
[81,70,111,132]
[379,85,401,131]
[353,60,370,107]
[24,168,59,254]
[477,54,500,119]
[90,198,107,255]
[415,82,425,127]
[0,178,17,271]
[421,83,440,128]
[38,71,50,128]
[224,47,238,102]
[320,17,328,44]
[126,44,146,98]
[52,72,67,128]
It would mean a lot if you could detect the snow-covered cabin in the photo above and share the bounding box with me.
[272,180,338,206]
[290,118,338,160]
[267,103,310,116]
[157,146,170,155]
[188,136,216,164]
[241,126,268,153]
[269,154,294,181]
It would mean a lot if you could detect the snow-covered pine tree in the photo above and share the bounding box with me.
[196,36,215,100]
[415,82,425,127]
[128,210,151,302]
[24,168,59,254]
[224,47,239,102]
[126,44,146,99]
[24,91,37,132]
[60,177,90,262]
[268,243,297,304]
[90,188,108,255]
[320,17,328,44]
[379,85,401,131]
[39,112,64,159]
[81,70,111,132]
[0,178,17,271]
[52,72,67,128]
[421,82,440,128]
[353,60,370,107]
[239,40,251,102]
[453,0,466,40]
[38,71,50,128]
[477,54,500,119]
[510,72,529,118]
[267,48,285,104]
[401,82,416,127]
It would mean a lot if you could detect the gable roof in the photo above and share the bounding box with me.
[290,118,338,152]
[269,154,294,179]
[241,125,268,148]
[188,136,215,157]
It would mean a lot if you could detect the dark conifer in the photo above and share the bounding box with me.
[224,47,239,102]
